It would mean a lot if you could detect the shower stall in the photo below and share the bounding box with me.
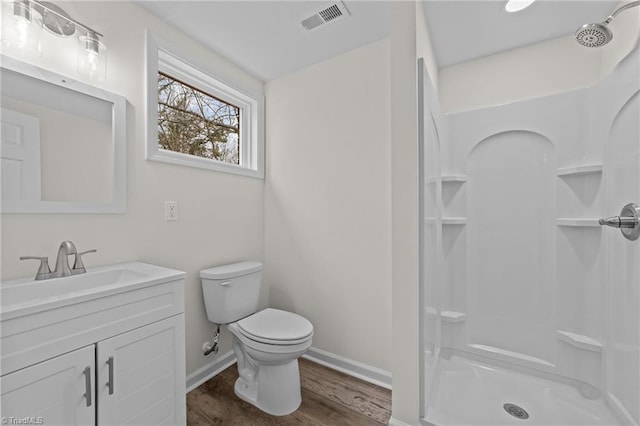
[418,44,640,425]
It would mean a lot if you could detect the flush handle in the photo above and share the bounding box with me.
[599,203,640,241]
[220,281,231,287]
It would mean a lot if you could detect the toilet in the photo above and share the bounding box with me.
[200,261,313,416]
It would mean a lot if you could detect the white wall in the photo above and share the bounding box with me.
[390,2,419,425]
[264,39,392,372]
[416,0,439,94]
[0,1,264,378]
[387,3,442,424]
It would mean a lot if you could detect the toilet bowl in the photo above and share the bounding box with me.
[200,262,314,416]
[228,308,313,415]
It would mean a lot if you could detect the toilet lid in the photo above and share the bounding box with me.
[238,308,313,343]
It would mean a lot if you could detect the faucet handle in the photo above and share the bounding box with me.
[72,249,97,274]
[19,256,52,280]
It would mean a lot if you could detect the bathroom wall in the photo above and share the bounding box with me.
[0,1,264,379]
[416,0,439,93]
[264,39,392,372]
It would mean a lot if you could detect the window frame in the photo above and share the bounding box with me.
[145,32,264,178]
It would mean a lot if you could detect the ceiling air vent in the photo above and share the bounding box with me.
[299,1,349,32]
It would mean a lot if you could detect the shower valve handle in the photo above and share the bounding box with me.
[599,203,640,241]
[598,216,637,229]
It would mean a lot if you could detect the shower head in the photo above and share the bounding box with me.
[575,1,640,48]
[575,22,613,48]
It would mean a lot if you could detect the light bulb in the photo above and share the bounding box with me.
[1,0,42,56]
[15,17,30,48]
[77,31,106,80]
[505,0,536,13]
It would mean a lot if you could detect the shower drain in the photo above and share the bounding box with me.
[503,403,529,420]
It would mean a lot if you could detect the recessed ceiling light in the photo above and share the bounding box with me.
[505,0,536,13]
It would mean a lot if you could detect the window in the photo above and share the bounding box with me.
[158,72,241,165]
[145,33,264,178]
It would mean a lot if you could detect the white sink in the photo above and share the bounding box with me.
[1,262,186,319]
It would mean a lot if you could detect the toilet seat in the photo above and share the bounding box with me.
[237,308,313,345]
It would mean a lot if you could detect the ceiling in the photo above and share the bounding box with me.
[135,1,389,81]
[136,0,619,81]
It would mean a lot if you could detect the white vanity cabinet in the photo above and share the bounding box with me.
[0,262,186,426]
[97,315,185,425]
[1,345,96,425]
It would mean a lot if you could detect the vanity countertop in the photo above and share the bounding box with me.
[1,261,185,320]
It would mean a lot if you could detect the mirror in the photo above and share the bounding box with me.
[0,55,125,213]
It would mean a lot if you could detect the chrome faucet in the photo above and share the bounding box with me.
[20,241,97,280]
[54,241,77,278]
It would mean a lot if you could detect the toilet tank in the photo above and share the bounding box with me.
[200,261,263,324]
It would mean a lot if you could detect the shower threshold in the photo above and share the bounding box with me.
[423,352,622,426]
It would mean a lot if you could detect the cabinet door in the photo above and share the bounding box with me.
[0,345,95,426]
[96,314,186,426]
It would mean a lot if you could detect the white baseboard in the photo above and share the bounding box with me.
[303,346,392,390]
[420,417,437,426]
[389,417,416,426]
[185,350,236,393]
[185,346,393,394]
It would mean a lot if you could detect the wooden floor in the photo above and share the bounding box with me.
[187,358,392,425]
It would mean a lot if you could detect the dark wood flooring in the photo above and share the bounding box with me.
[187,358,392,425]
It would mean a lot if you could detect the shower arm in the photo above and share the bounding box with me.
[604,0,640,24]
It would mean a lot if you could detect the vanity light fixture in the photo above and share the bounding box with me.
[1,0,107,80]
[505,0,537,13]
[1,0,43,55]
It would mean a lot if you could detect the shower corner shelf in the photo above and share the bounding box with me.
[557,330,603,352]
[425,175,467,184]
[442,175,467,183]
[425,307,466,323]
[443,217,467,225]
[425,217,467,225]
[441,310,466,323]
[556,218,601,227]
[557,164,603,177]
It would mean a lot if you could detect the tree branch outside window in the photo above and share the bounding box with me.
[157,72,240,164]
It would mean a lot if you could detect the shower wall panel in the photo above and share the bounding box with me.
[598,48,640,425]
[467,131,556,364]
[442,86,608,388]
[422,46,639,426]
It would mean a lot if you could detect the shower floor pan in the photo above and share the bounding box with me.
[424,353,622,426]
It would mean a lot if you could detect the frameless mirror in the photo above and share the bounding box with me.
[0,55,125,213]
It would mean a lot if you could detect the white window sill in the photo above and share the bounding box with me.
[147,149,264,179]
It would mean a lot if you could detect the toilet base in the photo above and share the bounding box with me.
[234,359,302,416]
